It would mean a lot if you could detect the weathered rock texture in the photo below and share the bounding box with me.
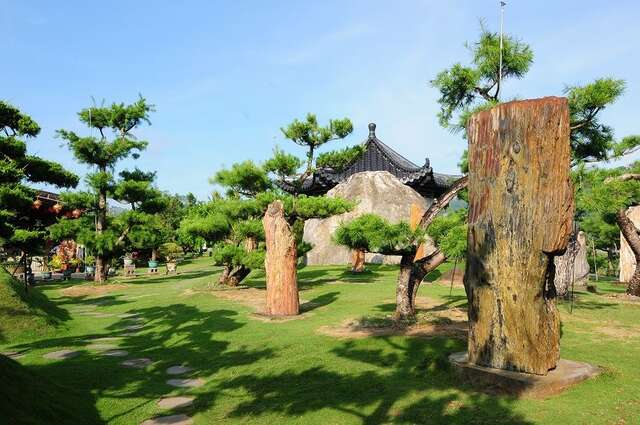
[304,171,430,265]
[554,231,590,297]
[619,206,640,283]
[263,200,299,316]
[465,97,574,375]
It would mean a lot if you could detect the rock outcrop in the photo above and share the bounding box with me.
[620,206,640,282]
[303,171,431,266]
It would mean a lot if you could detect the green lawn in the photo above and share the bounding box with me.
[1,257,639,424]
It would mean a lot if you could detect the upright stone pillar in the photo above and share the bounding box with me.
[263,200,299,316]
[465,97,574,375]
[410,203,427,261]
[619,206,640,282]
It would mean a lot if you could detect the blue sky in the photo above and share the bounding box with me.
[2,0,639,200]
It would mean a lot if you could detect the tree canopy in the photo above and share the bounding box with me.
[55,96,156,282]
[432,26,632,167]
[0,100,78,275]
[280,113,353,174]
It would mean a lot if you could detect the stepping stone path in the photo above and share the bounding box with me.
[2,351,26,359]
[43,349,80,360]
[140,414,192,425]
[58,311,203,424]
[88,336,121,342]
[87,343,118,351]
[121,358,153,368]
[89,312,116,318]
[166,378,205,388]
[103,349,128,357]
[157,396,194,410]
[166,365,193,375]
[124,324,145,331]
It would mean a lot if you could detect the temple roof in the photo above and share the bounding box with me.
[277,123,459,198]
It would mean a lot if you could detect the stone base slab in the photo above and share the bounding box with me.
[448,352,600,398]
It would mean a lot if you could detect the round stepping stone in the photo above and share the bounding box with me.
[87,343,118,351]
[88,336,121,342]
[166,365,193,375]
[157,396,194,410]
[43,349,80,360]
[118,313,140,318]
[103,349,128,357]
[141,414,192,425]
[166,378,205,388]
[2,351,26,359]
[121,358,152,368]
[90,312,115,318]
[124,324,144,330]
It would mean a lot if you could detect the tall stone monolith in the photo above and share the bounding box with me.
[464,97,574,375]
[619,206,640,283]
[263,200,299,316]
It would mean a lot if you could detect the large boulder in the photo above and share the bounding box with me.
[620,206,640,282]
[303,171,431,265]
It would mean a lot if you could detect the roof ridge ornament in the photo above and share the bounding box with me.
[368,122,376,139]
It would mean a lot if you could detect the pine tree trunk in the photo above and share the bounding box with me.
[151,248,157,261]
[465,97,574,375]
[219,264,231,285]
[94,177,108,284]
[617,208,640,296]
[394,254,415,320]
[245,236,258,252]
[394,250,447,320]
[351,248,365,272]
[263,200,299,316]
[225,266,250,287]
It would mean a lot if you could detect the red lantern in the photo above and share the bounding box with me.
[53,203,63,214]
[72,209,81,218]
[33,199,42,209]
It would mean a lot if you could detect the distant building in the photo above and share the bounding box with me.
[277,123,459,199]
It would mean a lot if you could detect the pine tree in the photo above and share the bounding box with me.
[56,97,155,282]
[279,113,353,179]
[0,101,78,288]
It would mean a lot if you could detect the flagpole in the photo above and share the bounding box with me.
[498,1,506,100]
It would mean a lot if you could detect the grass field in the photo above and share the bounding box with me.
[1,257,639,424]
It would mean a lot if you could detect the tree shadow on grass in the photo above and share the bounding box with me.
[300,291,340,313]
[219,337,532,424]
[52,294,131,311]
[569,299,618,310]
[115,269,217,286]
[8,304,274,424]
[7,278,71,324]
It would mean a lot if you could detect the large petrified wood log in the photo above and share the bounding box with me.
[464,97,574,375]
[263,200,299,316]
[351,248,366,272]
[410,203,426,261]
